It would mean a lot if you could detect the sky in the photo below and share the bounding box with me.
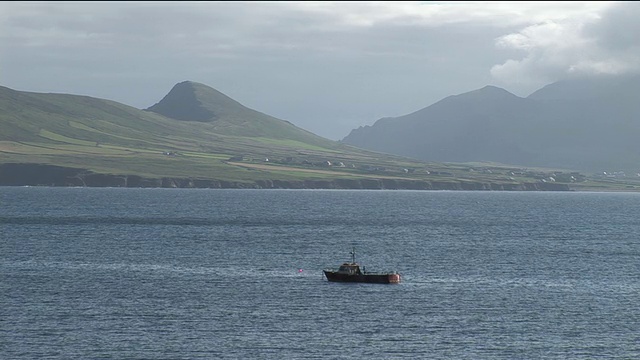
[1,1,638,140]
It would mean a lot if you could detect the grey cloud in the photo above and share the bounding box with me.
[586,1,640,51]
[491,1,640,92]
[0,1,616,140]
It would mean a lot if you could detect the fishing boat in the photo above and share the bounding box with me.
[323,248,400,284]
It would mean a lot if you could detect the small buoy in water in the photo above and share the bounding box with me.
[298,269,303,273]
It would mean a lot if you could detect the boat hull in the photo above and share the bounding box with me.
[323,271,400,284]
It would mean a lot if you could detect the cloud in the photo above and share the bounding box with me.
[0,1,629,139]
[0,2,610,57]
[491,1,640,92]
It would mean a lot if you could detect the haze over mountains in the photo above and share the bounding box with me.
[342,75,640,173]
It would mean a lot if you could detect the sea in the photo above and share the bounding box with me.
[1,187,639,359]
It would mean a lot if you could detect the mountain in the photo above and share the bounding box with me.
[342,86,540,166]
[146,81,327,144]
[0,81,361,177]
[2,79,638,190]
[528,75,640,101]
[341,75,640,173]
[2,81,554,190]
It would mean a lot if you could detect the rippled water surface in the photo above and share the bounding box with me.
[2,188,639,359]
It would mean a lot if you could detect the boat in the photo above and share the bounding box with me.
[323,248,401,284]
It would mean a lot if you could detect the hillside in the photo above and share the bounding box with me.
[0,81,637,191]
[0,82,372,182]
[342,86,540,166]
[146,81,331,145]
[342,75,640,174]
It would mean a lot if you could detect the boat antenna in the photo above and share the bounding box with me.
[350,247,356,264]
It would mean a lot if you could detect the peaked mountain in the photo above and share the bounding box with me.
[146,81,328,145]
[2,81,486,189]
[342,75,640,173]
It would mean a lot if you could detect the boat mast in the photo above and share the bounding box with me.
[350,247,356,264]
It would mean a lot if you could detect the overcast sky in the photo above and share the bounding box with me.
[1,1,638,140]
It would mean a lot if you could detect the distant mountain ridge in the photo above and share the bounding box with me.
[342,75,640,173]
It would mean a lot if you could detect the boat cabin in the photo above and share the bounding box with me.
[337,263,363,275]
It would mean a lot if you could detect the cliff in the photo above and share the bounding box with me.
[0,163,570,191]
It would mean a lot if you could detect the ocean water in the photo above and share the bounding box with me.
[1,187,639,359]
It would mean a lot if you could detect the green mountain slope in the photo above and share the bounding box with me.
[0,83,429,185]
[146,81,330,144]
[0,81,631,190]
